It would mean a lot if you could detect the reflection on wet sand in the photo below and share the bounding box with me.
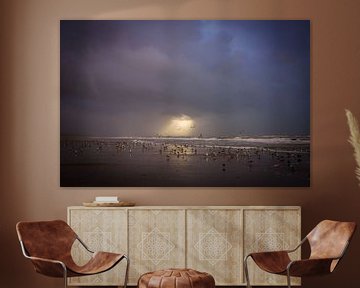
[61,136,310,187]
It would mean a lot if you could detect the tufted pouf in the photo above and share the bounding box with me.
[138,268,215,288]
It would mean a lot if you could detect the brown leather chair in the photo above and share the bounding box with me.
[16,220,129,288]
[244,220,356,288]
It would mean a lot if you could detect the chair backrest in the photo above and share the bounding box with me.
[16,220,77,261]
[307,220,356,261]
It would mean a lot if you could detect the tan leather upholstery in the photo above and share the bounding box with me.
[307,220,356,260]
[138,268,215,288]
[250,251,291,274]
[16,220,125,278]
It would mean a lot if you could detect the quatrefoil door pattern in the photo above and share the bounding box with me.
[244,209,301,286]
[68,208,127,286]
[187,209,243,285]
[128,209,186,284]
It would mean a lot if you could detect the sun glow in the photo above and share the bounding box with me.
[161,115,195,137]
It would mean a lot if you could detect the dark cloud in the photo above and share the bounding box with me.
[61,20,310,137]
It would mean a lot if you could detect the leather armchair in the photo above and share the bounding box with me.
[16,220,129,288]
[244,220,356,288]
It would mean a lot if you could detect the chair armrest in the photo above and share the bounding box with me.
[19,240,67,277]
[248,250,289,256]
[246,251,292,274]
[26,255,64,265]
[245,237,306,259]
[25,255,67,278]
[76,236,94,253]
[286,237,307,253]
[287,258,336,277]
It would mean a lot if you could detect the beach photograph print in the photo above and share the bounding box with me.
[60,20,310,187]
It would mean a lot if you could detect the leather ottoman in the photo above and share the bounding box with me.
[138,268,215,288]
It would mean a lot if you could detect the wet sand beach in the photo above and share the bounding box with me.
[60,136,310,187]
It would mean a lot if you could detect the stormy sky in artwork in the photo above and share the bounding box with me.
[61,20,310,138]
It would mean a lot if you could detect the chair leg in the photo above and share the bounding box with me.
[123,255,130,288]
[62,264,68,288]
[244,255,252,288]
[286,269,291,288]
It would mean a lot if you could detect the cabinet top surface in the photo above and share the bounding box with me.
[68,205,301,210]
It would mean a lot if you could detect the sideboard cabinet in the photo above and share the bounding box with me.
[67,206,301,286]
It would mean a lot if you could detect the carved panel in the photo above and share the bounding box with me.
[68,208,127,286]
[128,209,186,284]
[244,209,301,285]
[187,209,243,285]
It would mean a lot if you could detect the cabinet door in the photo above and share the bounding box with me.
[244,209,301,286]
[187,209,243,285]
[68,208,127,286]
[128,209,186,284]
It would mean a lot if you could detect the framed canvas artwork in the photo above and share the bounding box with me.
[60,20,310,187]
